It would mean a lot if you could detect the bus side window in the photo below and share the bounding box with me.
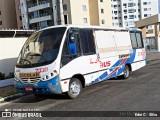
[79,29,96,55]
[130,31,144,49]
[136,32,144,48]
[61,32,81,66]
[130,32,138,49]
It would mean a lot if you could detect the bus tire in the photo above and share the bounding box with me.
[122,65,130,79]
[67,78,82,99]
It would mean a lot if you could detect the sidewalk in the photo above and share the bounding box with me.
[146,51,160,62]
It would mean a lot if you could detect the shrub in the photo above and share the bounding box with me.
[5,72,14,79]
[0,72,5,80]
[147,45,151,50]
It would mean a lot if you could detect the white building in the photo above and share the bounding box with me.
[111,0,158,27]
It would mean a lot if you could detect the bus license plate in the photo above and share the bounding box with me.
[25,87,33,92]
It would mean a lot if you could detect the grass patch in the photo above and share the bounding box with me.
[0,86,17,98]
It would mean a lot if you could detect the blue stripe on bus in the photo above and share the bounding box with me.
[89,49,137,85]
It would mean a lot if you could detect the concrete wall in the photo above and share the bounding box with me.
[89,0,99,26]
[70,0,90,25]
[0,37,27,76]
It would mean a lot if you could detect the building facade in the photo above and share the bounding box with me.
[20,0,112,30]
[15,0,23,29]
[111,0,158,27]
[0,0,17,29]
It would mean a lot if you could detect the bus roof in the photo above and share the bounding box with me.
[35,24,142,33]
[36,24,128,32]
[127,27,142,32]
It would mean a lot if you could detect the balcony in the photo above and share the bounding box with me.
[29,14,52,24]
[28,1,51,12]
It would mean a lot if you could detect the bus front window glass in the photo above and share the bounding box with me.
[16,27,66,67]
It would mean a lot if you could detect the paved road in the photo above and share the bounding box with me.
[0,60,160,120]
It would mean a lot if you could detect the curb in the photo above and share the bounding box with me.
[0,93,24,103]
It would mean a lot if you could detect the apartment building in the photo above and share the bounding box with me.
[0,0,17,29]
[111,0,158,27]
[89,0,112,26]
[20,0,112,30]
[15,0,23,29]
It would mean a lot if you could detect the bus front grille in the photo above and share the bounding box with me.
[20,78,40,84]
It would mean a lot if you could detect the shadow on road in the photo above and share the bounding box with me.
[11,94,69,103]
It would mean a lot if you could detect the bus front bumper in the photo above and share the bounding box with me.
[14,76,62,94]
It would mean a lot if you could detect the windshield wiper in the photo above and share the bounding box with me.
[19,58,32,66]
[29,53,49,63]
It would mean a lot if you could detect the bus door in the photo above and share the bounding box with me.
[61,28,81,66]
[60,28,98,87]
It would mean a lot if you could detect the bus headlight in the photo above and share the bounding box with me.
[42,72,56,81]
[14,74,20,81]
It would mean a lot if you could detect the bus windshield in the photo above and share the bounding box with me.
[16,27,66,68]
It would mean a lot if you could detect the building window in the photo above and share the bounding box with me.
[114,5,117,8]
[124,10,127,13]
[0,21,2,25]
[129,15,134,19]
[128,3,134,7]
[40,21,48,28]
[101,19,105,24]
[128,9,134,13]
[82,5,87,11]
[143,2,147,5]
[0,11,1,15]
[63,4,67,11]
[100,0,103,2]
[114,11,117,14]
[144,8,147,11]
[83,18,87,23]
[144,14,147,17]
[19,16,22,20]
[123,3,127,7]
[124,16,127,19]
[101,9,104,13]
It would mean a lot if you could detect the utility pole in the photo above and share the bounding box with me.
[52,0,64,25]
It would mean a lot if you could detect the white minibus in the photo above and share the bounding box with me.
[14,25,146,98]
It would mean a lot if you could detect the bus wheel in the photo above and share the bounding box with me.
[67,78,82,99]
[122,65,130,79]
